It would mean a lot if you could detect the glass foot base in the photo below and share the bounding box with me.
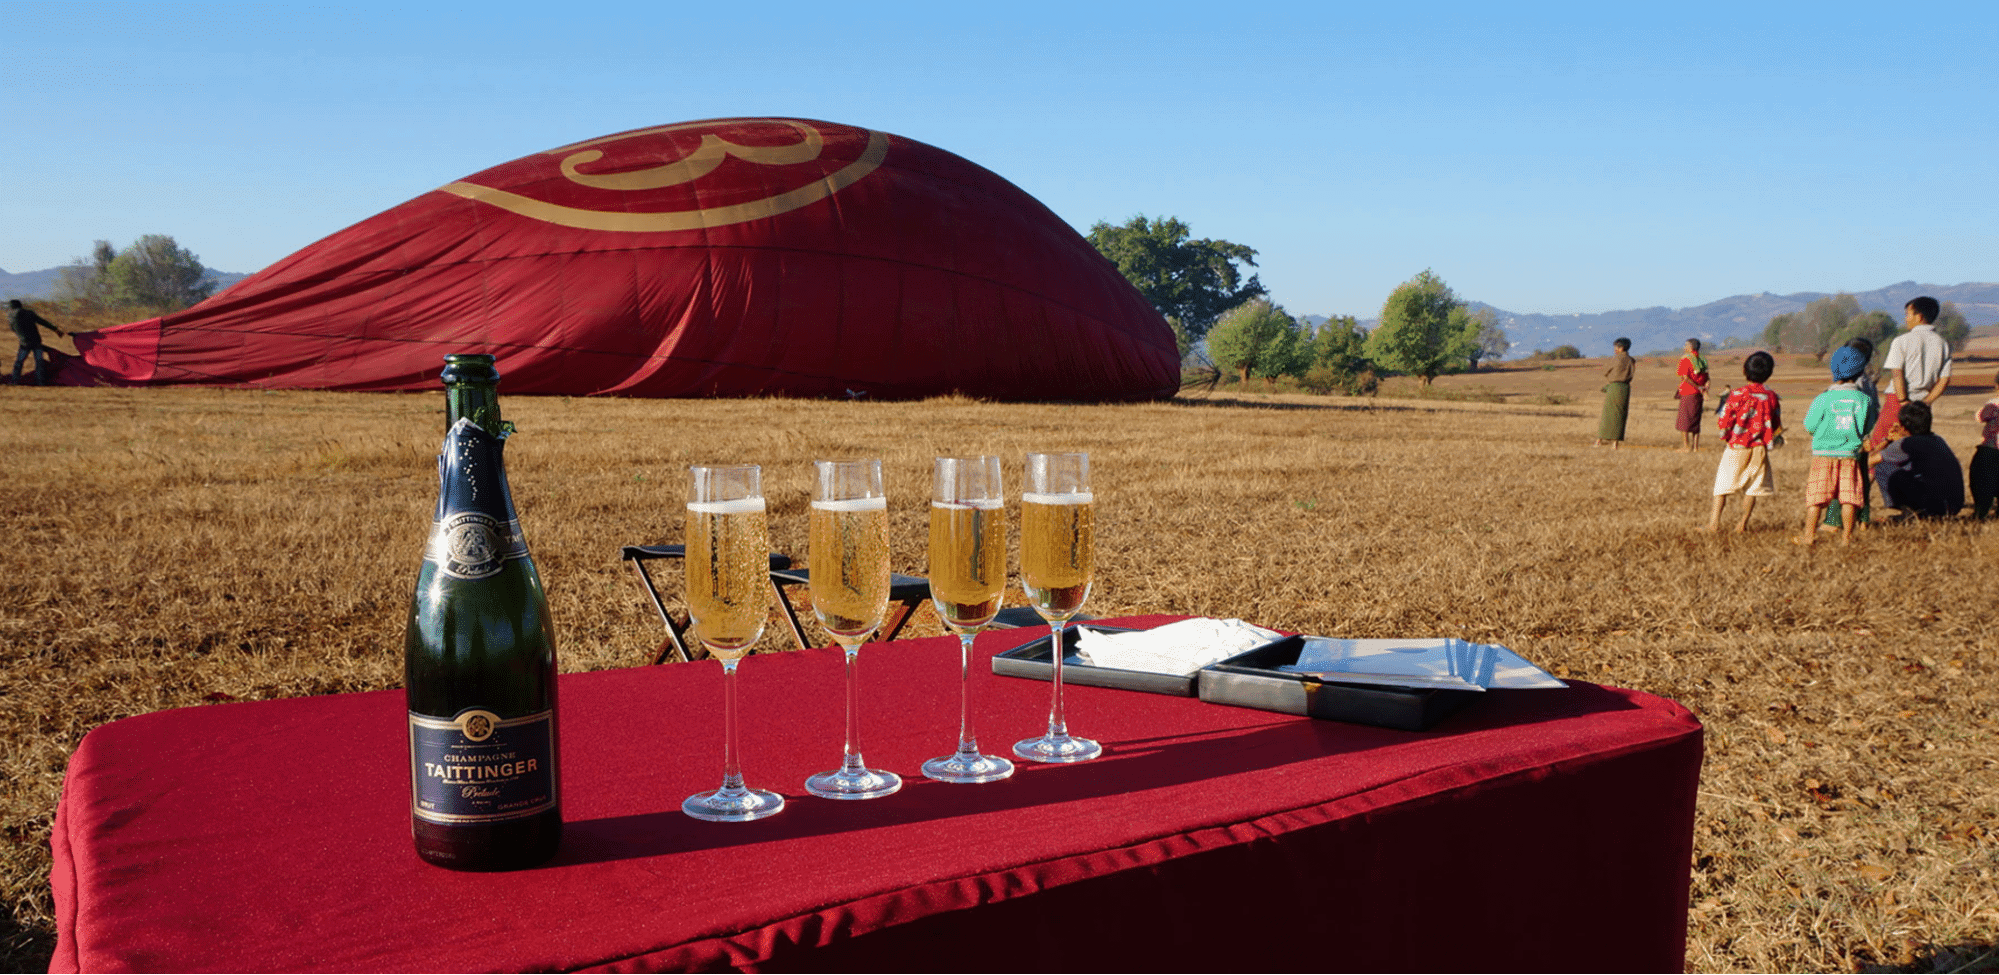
[683,786,785,822]
[921,751,1016,784]
[1013,734,1102,764]
[805,767,902,800]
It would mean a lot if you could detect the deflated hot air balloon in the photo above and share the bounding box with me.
[64,118,1179,401]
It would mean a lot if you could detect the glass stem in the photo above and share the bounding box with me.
[1046,619,1068,739]
[720,657,744,794]
[841,644,866,774]
[955,629,980,756]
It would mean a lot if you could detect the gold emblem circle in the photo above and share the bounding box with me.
[457,709,502,743]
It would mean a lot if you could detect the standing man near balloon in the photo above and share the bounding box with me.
[8,300,65,386]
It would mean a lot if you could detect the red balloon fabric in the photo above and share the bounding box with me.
[64,118,1178,400]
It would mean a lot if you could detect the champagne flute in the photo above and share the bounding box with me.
[804,459,903,800]
[681,464,785,822]
[920,456,1016,784]
[1014,451,1102,763]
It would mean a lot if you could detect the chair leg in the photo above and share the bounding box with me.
[877,597,925,643]
[631,559,694,664]
[650,637,682,667]
[770,578,812,650]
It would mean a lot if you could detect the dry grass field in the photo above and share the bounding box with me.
[4,350,1999,971]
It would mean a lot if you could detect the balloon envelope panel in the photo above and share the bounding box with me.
[67,118,1179,401]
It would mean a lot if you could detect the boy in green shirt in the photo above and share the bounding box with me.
[1796,346,1879,547]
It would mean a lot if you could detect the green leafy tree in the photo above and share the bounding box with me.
[1462,306,1508,369]
[1300,315,1376,395]
[1311,315,1369,372]
[1364,269,1474,386]
[1829,309,1896,355]
[1254,317,1313,388]
[107,234,215,311]
[1206,299,1299,386]
[1087,215,1265,348]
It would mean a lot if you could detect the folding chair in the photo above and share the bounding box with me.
[767,568,933,644]
[621,545,804,665]
[626,545,1084,665]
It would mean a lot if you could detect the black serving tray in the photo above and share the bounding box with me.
[990,625,1204,697]
[1198,635,1478,731]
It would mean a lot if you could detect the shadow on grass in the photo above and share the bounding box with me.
[0,910,55,974]
[1859,942,1999,973]
[1170,395,1587,420]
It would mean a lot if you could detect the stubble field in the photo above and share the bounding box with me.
[2,366,1997,972]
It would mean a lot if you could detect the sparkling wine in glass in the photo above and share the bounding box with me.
[681,464,785,822]
[921,456,1015,784]
[804,459,903,800]
[1014,451,1102,763]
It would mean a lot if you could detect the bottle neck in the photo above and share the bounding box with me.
[445,383,506,439]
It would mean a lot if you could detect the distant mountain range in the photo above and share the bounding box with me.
[1306,281,1999,359]
[0,265,248,302]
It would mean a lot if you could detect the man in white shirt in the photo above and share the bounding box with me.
[1872,296,1952,449]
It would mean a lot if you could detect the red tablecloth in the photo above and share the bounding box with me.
[49,615,1702,972]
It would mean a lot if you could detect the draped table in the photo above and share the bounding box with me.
[49,614,1703,972]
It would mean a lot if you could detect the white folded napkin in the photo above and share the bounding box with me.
[1075,618,1283,676]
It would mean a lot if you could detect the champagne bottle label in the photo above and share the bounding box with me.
[424,418,529,580]
[425,512,528,580]
[409,708,557,824]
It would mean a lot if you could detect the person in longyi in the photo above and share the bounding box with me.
[1595,337,1635,448]
[1674,338,1709,452]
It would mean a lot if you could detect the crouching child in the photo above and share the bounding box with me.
[1872,400,1964,519]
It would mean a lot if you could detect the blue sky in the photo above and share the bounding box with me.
[3,1,1995,318]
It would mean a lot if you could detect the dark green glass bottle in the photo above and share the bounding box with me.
[405,353,561,870]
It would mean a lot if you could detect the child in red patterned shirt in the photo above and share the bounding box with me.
[1705,352,1783,532]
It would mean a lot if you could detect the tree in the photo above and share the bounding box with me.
[1300,315,1377,395]
[1206,299,1300,386]
[53,240,118,306]
[106,234,215,311]
[1087,215,1265,347]
[1311,315,1369,373]
[1937,301,1971,351]
[1462,306,1509,369]
[1364,269,1475,386]
[1255,319,1311,388]
[1761,312,1794,351]
[1829,310,1895,353]
[1763,295,1860,360]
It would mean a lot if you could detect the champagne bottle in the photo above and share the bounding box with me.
[405,353,561,870]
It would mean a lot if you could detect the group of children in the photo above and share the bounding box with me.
[1703,296,1997,543]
